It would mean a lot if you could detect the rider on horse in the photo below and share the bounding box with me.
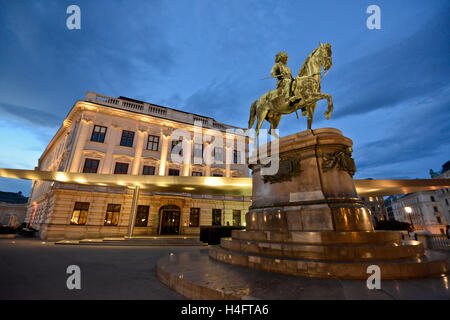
[270,51,293,100]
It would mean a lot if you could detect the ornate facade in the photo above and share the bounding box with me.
[26,92,250,240]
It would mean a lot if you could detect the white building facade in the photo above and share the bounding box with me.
[26,92,251,240]
[391,190,447,235]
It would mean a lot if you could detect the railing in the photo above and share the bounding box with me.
[148,104,167,116]
[426,234,450,251]
[84,91,243,132]
[194,116,209,126]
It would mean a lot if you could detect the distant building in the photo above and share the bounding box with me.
[0,191,28,227]
[432,160,450,224]
[391,191,447,235]
[0,191,28,204]
[26,92,250,240]
[360,195,387,224]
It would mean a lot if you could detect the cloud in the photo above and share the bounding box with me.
[328,7,450,119]
[355,92,450,173]
[0,102,60,128]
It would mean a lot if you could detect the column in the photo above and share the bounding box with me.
[159,132,170,175]
[182,139,192,176]
[204,142,212,176]
[225,146,232,177]
[131,129,146,175]
[101,125,121,174]
[126,185,140,238]
[69,118,93,172]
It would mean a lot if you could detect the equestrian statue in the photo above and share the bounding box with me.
[248,43,333,147]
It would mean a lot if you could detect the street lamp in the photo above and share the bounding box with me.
[404,206,415,231]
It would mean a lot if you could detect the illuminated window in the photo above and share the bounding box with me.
[135,205,149,227]
[192,171,202,176]
[91,125,107,143]
[70,202,89,225]
[212,209,222,226]
[120,130,135,147]
[189,208,200,227]
[233,210,241,226]
[168,168,180,176]
[83,159,99,173]
[143,166,155,175]
[114,162,129,174]
[147,135,159,151]
[104,204,121,226]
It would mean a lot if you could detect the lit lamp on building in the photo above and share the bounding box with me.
[404,206,414,231]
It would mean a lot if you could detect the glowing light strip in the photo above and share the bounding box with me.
[0,168,448,197]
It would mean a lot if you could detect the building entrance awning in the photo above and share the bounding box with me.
[0,168,449,197]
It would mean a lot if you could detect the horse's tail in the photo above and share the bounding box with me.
[248,100,257,129]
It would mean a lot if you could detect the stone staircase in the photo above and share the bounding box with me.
[55,236,206,246]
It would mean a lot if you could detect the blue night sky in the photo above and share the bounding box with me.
[0,0,449,195]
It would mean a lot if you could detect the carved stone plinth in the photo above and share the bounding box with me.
[209,128,448,279]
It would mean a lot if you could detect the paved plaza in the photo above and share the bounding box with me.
[0,239,196,299]
[0,239,449,300]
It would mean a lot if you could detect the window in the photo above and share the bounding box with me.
[70,202,89,225]
[233,150,241,164]
[212,209,222,226]
[437,216,442,224]
[431,196,435,202]
[120,130,135,147]
[104,204,121,226]
[214,147,223,162]
[189,208,200,227]
[446,199,449,206]
[171,140,183,156]
[213,173,223,177]
[83,159,100,173]
[114,162,129,174]
[194,143,203,159]
[233,210,241,226]
[143,166,155,175]
[135,205,149,227]
[91,125,107,143]
[168,168,180,176]
[433,206,438,213]
[147,135,159,151]
[192,171,202,176]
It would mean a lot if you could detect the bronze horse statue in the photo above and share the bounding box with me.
[248,43,333,146]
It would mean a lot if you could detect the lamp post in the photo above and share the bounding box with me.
[404,206,414,231]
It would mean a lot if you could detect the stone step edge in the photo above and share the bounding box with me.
[220,238,424,261]
[209,246,448,280]
[222,237,421,248]
[156,256,251,300]
[231,230,403,245]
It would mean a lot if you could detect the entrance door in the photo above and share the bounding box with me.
[159,205,181,235]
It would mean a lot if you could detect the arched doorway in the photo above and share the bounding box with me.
[159,205,181,235]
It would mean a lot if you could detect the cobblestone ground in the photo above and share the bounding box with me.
[0,238,199,300]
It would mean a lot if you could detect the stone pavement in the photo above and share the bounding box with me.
[0,238,199,299]
[157,247,450,300]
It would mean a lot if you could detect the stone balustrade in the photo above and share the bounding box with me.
[84,91,237,132]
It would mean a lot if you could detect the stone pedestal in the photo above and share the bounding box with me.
[209,128,447,279]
